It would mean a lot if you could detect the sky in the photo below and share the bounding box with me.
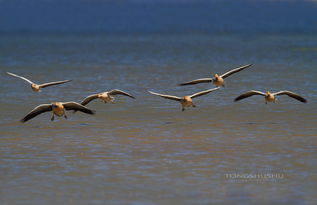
[0,0,316,33]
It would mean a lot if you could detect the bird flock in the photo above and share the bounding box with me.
[6,64,307,123]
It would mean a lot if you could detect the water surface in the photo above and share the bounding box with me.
[0,32,317,204]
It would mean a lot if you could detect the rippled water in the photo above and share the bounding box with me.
[1,32,317,204]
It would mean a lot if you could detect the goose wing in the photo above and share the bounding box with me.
[7,72,34,84]
[39,80,72,88]
[80,94,99,106]
[63,102,95,114]
[220,64,252,79]
[274,91,307,103]
[190,87,220,99]
[178,78,213,86]
[148,91,181,101]
[234,90,266,102]
[21,104,52,123]
[108,89,135,98]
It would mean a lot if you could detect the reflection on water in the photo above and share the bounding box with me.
[0,32,317,204]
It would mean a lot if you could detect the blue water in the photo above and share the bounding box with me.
[0,31,316,204]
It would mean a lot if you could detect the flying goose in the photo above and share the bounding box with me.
[80,89,135,106]
[7,72,71,92]
[179,64,252,87]
[148,87,219,111]
[234,90,307,104]
[21,102,95,123]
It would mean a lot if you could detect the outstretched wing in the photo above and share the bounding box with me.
[7,72,34,84]
[274,91,307,103]
[234,90,266,102]
[220,64,252,79]
[108,89,135,98]
[80,94,99,106]
[178,78,213,86]
[190,87,220,99]
[39,80,72,88]
[21,104,52,123]
[63,102,95,114]
[148,91,181,101]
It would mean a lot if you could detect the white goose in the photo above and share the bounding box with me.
[21,102,95,123]
[179,64,252,87]
[234,90,307,104]
[148,87,219,111]
[7,72,71,92]
[80,89,135,106]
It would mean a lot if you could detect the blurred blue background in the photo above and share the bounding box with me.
[0,0,316,33]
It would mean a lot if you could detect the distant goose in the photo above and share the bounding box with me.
[21,102,95,123]
[148,87,219,111]
[7,72,71,92]
[80,89,135,106]
[179,64,252,87]
[234,90,307,104]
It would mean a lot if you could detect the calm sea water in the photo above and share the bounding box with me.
[0,32,317,204]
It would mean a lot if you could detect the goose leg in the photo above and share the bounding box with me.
[51,114,55,121]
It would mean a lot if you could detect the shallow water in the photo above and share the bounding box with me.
[0,32,317,204]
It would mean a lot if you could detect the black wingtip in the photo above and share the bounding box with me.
[20,118,26,123]
[234,97,241,102]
